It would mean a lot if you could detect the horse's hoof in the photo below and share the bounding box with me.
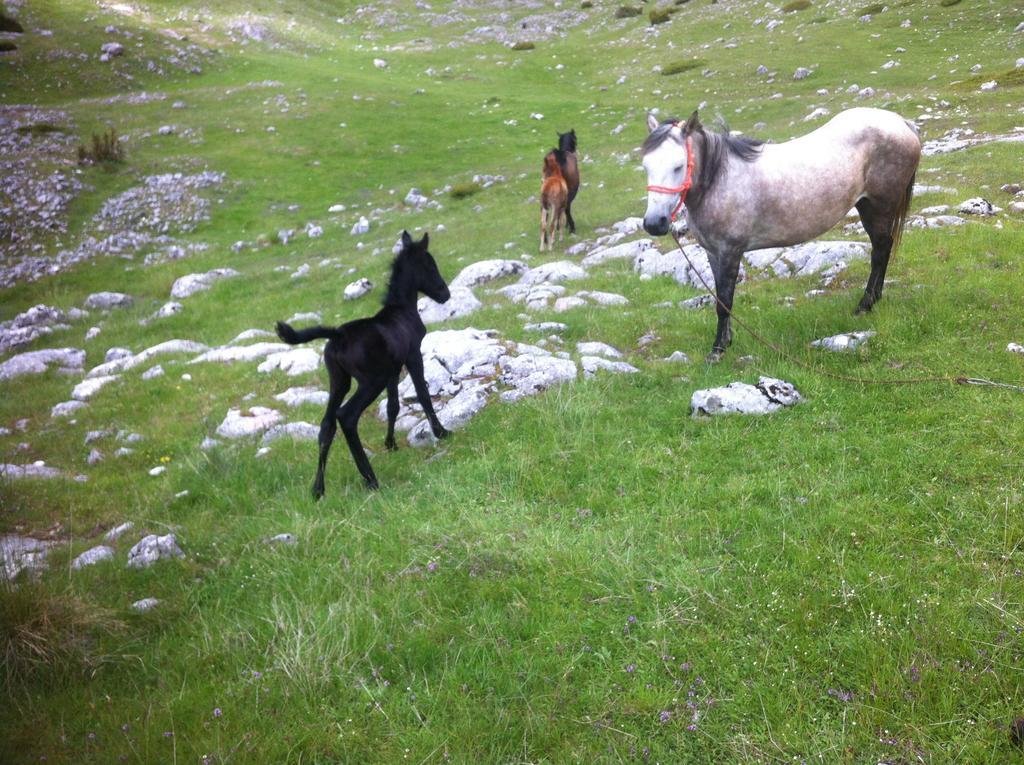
[312,485,324,501]
[434,426,451,440]
[704,349,725,364]
[854,303,873,316]
[366,478,380,490]
[385,438,398,452]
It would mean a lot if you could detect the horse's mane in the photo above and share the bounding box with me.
[643,117,764,197]
[543,152,563,177]
[383,243,422,306]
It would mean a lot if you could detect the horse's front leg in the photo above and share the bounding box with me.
[405,352,449,440]
[706,250,743,363]
[384,374,400,451]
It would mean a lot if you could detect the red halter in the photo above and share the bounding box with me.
[646,133,695,221]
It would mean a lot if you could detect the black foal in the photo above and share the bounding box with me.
[275,230,451,499]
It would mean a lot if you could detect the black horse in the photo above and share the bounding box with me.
[275,230,451,499]
[545,129,579,234]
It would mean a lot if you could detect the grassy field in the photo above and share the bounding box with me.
[2,0,1024,762]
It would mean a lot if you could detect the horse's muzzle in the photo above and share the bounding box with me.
[643,215,671,236]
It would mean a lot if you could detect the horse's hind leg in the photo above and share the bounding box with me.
[540,206,548,251]
[706,250,743,363]
[384,374,400,452]
[565,199,575,235]
[854,197,895,314]
[338,379,387,490]
[313,364,351,500]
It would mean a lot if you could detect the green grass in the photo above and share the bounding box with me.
[782,0,813,11]
[2,0,1024,763]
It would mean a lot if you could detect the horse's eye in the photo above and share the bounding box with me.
[674,165,684,173]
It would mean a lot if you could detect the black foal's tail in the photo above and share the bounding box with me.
[275,321,344,345]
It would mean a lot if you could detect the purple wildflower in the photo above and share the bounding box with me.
[625,663,637,673]
[659,710,672,723]
[163,731,174,738]
[627,615,637,624]
[213,707,222,718]
[427,560,438,573]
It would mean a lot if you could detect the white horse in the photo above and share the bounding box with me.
[642,107,921,361]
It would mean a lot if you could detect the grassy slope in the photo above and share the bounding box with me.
[2,0,1023,762]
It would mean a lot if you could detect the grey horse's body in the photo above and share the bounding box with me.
[642,107,921,361]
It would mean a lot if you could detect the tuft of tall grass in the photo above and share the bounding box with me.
[77,127,124,165]
[1,580,123,692]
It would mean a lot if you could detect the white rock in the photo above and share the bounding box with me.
[190,342,291,364]
[576,341,623,358]
[553,296,587,313]
[582,238,655,267]
[793,67,812,80]
[170,268,240,299]
[141,365,165,380]
[958,197,999,216]
[131,598,160,611]
[100,41,125,57]
[87,339,209,378]
[811,330,876,352]
[1,535,55,580]
[275,386,330,407]
[72,374,119,400]
[498,354,577,397]
[0,348,86,381]
[84,292,134,310]
[691,376,802,416]
[228,328,275,344]
[305,223,323,238]
[524,322,568,332]
[451,259,528,288]
[153,301,184,319]
[260,421,319,444]
[72,546,115,569]
[635,244,722,288]
[350,216,370,235]
[612,217,645,235]
[215,407,283,439]
[580,290,629,306]
[287,311,321,324]
[581,356,639,378]
[979,80,997,92]
[343,277,373,300]
[258,348,321,376]
[373,58,388,68]
[104,522,134,542]
[419,287,482,324]
[148,465,166,476]
[408,380,492,447]
[52,400,88,418]
[518,261,587,285]
[0,462,66,480]
[804,107,830,122]
[664,351,691,363]
[1007,343,1024,354]
[87,449,104,465]
[267,533,297,545]
[127,534,184,568]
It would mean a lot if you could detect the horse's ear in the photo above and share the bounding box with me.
[683,110,701,134]
[646,113,659,133]
[420,231,429,249]
[401,230,412,249]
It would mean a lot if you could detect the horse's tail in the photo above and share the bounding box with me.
[890,170,915,253]
[275,321,342,345]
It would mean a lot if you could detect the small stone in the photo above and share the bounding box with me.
[344,277,374,300]
[127,533,184,568]
[350,216,370,236]
[266,533,298,546]
[793,67,812,80]
[1007,343,1024,355]
[87,449,104,465]
[131,597,160,611]
[664,351,690,363]
[148,465,167,476]
[85,292,134,310]
[72,545,115,570]
[104,522,134,542]
[142,365,164,380]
